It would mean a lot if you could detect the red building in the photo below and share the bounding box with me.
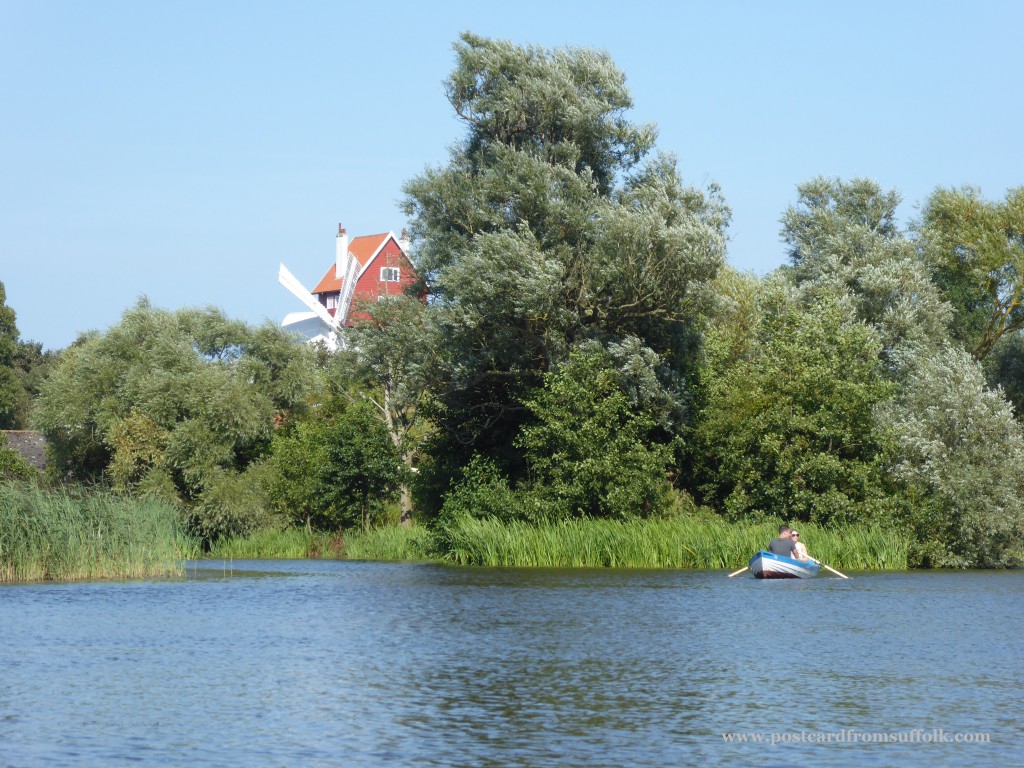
[279,224,420,350]
[311,226,418,324]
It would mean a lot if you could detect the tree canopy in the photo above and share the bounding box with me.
[33,300,319,538]
[403,32,728,484]
[917,185,1024,360]
[695,283,897,525]
[0,281,24,428]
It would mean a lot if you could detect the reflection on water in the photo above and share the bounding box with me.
[1,562,1021,767]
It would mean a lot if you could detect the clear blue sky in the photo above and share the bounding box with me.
[2,0,1022,351]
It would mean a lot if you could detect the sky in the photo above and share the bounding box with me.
[2,0,1022,351]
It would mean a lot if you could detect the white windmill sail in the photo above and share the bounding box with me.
[278,263,345,349]
[335,248,361,327]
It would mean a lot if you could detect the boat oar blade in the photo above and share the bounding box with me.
[727,566,748,578]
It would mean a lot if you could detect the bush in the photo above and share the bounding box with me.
[516,345,675,519]
[265,399,402,531]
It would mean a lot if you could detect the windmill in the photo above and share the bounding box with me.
[278,225,360,351]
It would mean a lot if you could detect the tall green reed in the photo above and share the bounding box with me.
[437,515,907,570]
[205,525,432,561]
[0,482,193,582]
[342,525,433,561]
[206,527,337,559]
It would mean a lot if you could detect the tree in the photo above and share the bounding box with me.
[10,340,61,428]
[918,186,1024,360]
[515,344,675,520]
[878,345,1024,567]
[344,296,435,525]
[781,177,951,361]
[318,400,402,531]
[402,33,728,488]
[33,300,319,539]
[267,400,402,531]
[982,331,1024,417]
[694,283,898,525]
[0,281,25,428]
[782,177,902,265]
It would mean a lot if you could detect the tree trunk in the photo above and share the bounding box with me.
[398,448,416,526]
[399,482,414,527]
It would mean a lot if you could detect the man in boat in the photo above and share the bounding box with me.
[768,525,797,558]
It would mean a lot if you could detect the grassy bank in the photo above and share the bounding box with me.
[0,483,193,583]
[436,515,908,570]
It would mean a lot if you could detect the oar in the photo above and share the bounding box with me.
[727,566,748,578]
[812,559,850,579]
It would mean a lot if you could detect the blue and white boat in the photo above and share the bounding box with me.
[748,551,820,579]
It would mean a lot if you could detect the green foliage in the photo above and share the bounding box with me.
[781,177,951,359]
[918,185,1024,359]
[265,418,331,527]
[187,461,279,541]
[204,523,432,561]
[341,524,433,561]
[516,344,675,519]
[879,345,1024,567]
[700,267,764,374]
[0,281,25,429]
[9,340,61,428]
[695,286,898,525]
[31,299,318,539]
[983,331,1024,416]
[782,176,902,261]
[206,526,341,560]
[437,454,519,523]
[345,295,435,523]
[266,400,403,531]
[403,33,728,487]
[318,400,403,530]
[0,482,194,582]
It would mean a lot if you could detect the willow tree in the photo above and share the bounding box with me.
[781,177,951,360]
[917,185,1024,360]
[402,33,728,485]
[33,300,318,539]
[879,344,1024,567]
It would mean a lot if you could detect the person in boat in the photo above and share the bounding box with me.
[768,525,797,557]
[790,529,811,561]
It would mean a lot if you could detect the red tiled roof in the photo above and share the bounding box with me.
[311,233,392,294]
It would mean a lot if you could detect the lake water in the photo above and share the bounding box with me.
[1,561,1021,767]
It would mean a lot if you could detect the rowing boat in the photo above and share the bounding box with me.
[748,551,820,579]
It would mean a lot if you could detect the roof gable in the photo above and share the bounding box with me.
[312,231,407,295]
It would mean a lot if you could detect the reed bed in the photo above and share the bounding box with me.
[206,525,432,561]
[199,515,906,570]
[342,525,432,561]
[206,527,338,559]
[0,482,192,582]
[438,515,908,571]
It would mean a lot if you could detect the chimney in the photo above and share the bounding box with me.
[335,225,349,279]
[398,227,410,254]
